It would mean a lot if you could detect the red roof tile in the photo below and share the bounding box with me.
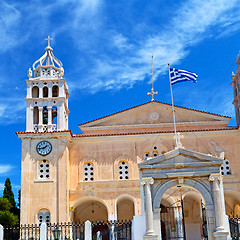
[73,126,238,138]
[16,130,73,137]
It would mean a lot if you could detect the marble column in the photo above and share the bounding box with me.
[209,174,229,239]
[38,107,43,132]
[48,106,52,131]
[206,206,215,240]
[141,177,155,236]
[153,208,161,239]
[26,105,34,132]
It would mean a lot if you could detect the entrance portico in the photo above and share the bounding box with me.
[138,147,230,240]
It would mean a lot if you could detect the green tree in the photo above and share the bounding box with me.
[3,178,16,209]
[0,197,18,226]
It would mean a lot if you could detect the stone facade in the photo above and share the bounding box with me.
[17,41,240,239]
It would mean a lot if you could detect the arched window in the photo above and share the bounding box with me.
[43,106,48,125]
[52,106,57,124]
[84,163,94,181]
[43,86,48,98]
[52,85,59,97]
[38,209,50,224]
[221,158,231,175]
[119,161,129,180]
[32,86,39,98]
[33,107,39,124]
[39,160,50,179]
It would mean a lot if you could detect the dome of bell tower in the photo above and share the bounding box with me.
[30,36,64,78]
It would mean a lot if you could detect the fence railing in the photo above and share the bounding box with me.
[0,220,132,240]
[47,222,85,240]
[92,220,132,240]
[229,215,240,240]
[4,224,40,240]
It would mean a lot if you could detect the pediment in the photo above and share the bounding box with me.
[79,101,230,132]
[138,147,223,178]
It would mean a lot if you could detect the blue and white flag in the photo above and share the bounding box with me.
[170,68,198,85]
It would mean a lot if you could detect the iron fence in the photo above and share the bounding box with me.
[2,220,131,240]
[229,216,240,240]
[47,222,85,240]
[92,220,132,240]
[4,224,40,240]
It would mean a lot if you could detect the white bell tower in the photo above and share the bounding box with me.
[26,36,69,132]
[231,52,240,127]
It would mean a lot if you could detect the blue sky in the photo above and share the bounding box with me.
[0,0,240,200]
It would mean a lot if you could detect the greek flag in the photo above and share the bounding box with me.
[170,68,198,85]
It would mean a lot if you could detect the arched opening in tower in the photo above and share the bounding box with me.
[52,85,59,97]
[43,86,48,98]
[32,86,39,98]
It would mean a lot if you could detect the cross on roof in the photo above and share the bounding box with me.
[147,88,158,101]
[147,55,158,101]
[45,36,53,47]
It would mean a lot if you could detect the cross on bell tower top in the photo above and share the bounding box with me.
[45,36,53,47]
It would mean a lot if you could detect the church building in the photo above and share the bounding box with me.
[17,38,240,240]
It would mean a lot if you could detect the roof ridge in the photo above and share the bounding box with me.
[78,100,230,126]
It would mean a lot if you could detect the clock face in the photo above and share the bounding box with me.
[36,141,52,156]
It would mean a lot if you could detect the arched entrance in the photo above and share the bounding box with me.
[139,148,229,240]
[224,190,240,215]
[159,186,205,240]
[116,195,135,221]
[73,199,109,239]
[73,199,108,222]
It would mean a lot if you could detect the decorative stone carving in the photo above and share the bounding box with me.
[60,67,64,77]
[141,177,154,186]
[28,68,32,78]
[174,132,184,149]
[209,173,222,182]
[149,112,159,121]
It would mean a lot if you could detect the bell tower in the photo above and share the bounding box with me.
[231,53,240,127]
[26,36,69,132]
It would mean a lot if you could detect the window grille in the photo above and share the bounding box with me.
[119,161,129,180]
[84,163,94,181]
[38,210,50,224]
[39,160,50,179]
[221,158,231,175]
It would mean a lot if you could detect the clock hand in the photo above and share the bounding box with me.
[38,145,47,150]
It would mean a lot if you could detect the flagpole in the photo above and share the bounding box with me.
[168,63,178,147]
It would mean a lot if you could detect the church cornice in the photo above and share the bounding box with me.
[73,127,238,139]
[80,120,229,132]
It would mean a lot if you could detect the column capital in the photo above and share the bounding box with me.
[141,177,154,186]
[153,208,161,213]
[209,174,222,182]
[38,106,43,110]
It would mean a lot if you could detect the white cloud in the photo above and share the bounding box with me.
[0,0,240,124]
[0,165,13,174]
[0,98,25,125]
[69,0,240,93]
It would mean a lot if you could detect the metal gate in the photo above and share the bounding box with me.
[228,216,240,239]
[160,199,186,240]
[201,200,208,240]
